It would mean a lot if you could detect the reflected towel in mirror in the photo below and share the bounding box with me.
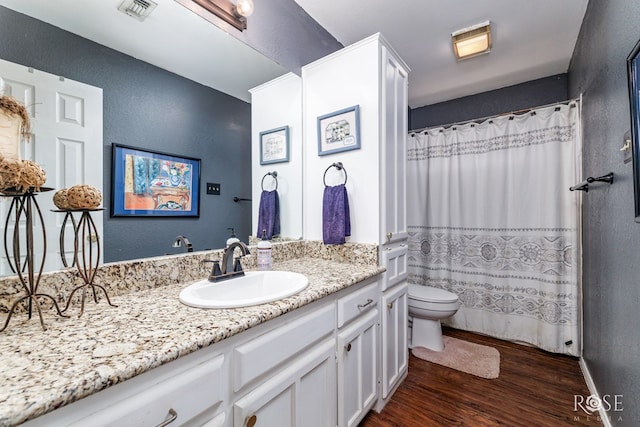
[322,184,351,245]
[257,190,280,239]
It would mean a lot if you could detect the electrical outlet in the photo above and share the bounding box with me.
[207,182,220,195]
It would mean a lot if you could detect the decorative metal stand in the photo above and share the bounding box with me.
[58,211,77,268]
[1,188,67,332]
[56,208,117,316]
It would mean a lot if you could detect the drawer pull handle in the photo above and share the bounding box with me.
[345,343,352,352]
[387,302,394,310]
[386,232,393,241]
[156,408,178,427]
[246,414,257,427]
[357,299,374,309]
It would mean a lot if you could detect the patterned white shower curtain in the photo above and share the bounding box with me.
[407,102,582,356]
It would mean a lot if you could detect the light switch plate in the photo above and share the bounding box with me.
[207,182,220,195]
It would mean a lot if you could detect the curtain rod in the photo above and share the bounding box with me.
[409,98,579,134]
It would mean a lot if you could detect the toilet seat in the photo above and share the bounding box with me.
[408,284,458,303]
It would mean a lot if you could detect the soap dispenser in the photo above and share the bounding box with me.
[257,229,272,271]
[226,228,240,247]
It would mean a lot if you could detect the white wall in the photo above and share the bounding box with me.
[250,73,303,239]
[302,35,383,244]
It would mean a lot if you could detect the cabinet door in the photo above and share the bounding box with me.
[381,282,408,399]
[379,244,408,292]
[337,308,379,427]
[380,45,409,245]
[233,339,336,427]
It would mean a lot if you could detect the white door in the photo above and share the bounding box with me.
[0,59,103,275]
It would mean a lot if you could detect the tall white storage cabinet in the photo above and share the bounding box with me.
[302,33,410,414]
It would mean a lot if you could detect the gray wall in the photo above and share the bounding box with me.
[409,74,568,130]
[569,0,640,425]
[0,6,253,261]
[227,0,343,74]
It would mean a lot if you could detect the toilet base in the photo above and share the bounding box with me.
[412,317,444,352]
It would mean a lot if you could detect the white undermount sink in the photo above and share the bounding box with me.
[179,271,309,309]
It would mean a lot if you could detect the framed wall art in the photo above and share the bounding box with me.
[627,39,640,222]
[317,105,361,156]
[259,126,290,165]
[111,144,201,217]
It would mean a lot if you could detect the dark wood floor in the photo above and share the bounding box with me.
[360,328,599,427]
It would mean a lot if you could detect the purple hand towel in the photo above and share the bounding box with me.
[257,190,280,240]
[322,184,351,245]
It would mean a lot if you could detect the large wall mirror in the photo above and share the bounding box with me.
[0,0,304,276]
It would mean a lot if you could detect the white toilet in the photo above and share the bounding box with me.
[408,284,461,352]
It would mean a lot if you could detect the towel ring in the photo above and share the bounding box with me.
[261,171,278,191]
[323,162,348,187]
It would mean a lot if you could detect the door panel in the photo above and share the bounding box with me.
[0,59,103,275]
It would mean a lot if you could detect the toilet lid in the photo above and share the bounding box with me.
[408,284,458,303]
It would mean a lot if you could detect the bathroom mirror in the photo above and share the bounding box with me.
[0,0,304,274]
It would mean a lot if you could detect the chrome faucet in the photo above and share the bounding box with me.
[173,235,193,252]
[221,241,251,276]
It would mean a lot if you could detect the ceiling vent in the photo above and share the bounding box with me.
[118,0,158,22]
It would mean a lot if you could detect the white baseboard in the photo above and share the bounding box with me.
[579,357,613,427]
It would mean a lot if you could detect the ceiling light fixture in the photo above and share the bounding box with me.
[235,0,254,17]
[191,0,254,31]
[451,21,492,60]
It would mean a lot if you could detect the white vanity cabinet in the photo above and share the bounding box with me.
[23,275,386,427]
[336,282,379,427]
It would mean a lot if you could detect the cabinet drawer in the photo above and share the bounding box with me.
[233,303,336,392]
[337,282,379,328]
[72,353,225,427]
[380,245,407,291]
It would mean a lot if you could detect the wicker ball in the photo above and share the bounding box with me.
[0,155,23,191]
[66,184,102,209]
[53,188,70,210]
[19,160,46,192]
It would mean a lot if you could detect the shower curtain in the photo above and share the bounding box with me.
[407,102,582,356]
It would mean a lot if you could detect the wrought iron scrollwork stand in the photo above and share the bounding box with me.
[1,188,68,332]
[55,208,117,316]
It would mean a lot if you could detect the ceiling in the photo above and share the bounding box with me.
[0,0,589,109]
[294,0,589,108]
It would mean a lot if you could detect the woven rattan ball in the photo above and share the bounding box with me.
[66,184,102,209]
[19,160,46,192]
[0,155,23,191]
[53,188,70,210]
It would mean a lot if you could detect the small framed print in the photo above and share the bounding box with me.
[259,126,290,165]
[317,105,361,156]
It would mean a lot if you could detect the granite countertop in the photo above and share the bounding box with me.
[0,257,385,426]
